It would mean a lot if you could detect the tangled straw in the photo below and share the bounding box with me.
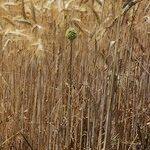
[65,27,77,41]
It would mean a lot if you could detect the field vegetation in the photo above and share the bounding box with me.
[0,0,150,149]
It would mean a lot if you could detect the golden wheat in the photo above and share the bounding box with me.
[0,0,149,150]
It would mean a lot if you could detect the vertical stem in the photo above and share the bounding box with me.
[31,0,37,23]
[21,0,26,19]
[103,16,121,150]
[69,41,73,101]
[67,41,73,148]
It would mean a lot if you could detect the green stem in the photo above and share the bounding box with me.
[66,41,73,148]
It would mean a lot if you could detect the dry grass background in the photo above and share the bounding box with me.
[0,0,150,149]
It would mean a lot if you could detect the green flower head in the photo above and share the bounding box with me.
[65,27,77,41]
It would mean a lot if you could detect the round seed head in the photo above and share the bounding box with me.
[65,27,77,41]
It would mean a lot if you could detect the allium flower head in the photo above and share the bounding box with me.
[65,27,77,41]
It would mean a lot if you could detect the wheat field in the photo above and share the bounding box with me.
[0,0,150,150]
